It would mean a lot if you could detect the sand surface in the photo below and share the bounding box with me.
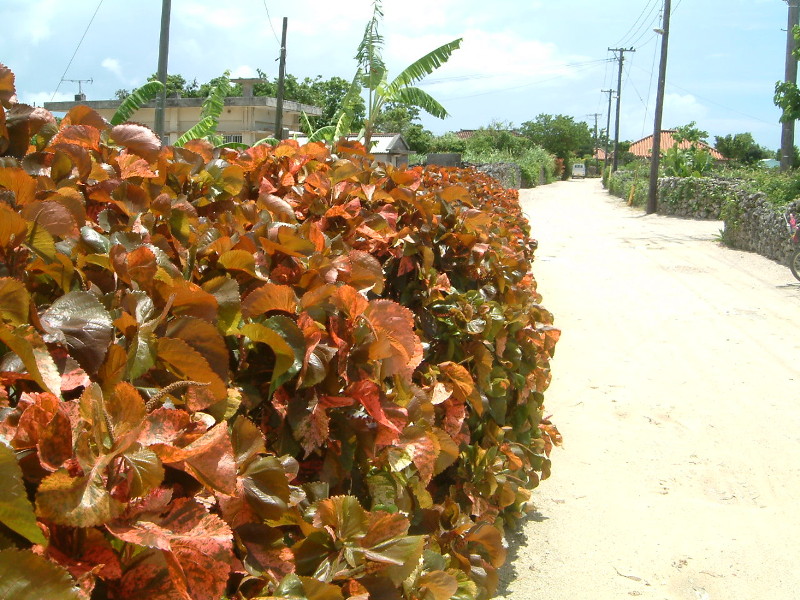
[498,179,800,600]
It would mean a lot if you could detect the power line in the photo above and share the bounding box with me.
[628,62,780,127]
[641,29,661,137]
[617,0,661,48]
[609,47,636,171]
[435,59,613,101]
[51,0,105,101]
[262,0,282,46]
[615,0,659,48]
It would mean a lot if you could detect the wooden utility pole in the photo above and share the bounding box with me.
[647,0,672,214]
[602,88,615,173]
[609,47,635,172]
[782,1,799,172]
[587,112,602,171]
[274,17,288,139]
[154,0,171,142]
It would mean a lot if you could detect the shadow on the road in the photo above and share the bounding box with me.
[496,509,549,596]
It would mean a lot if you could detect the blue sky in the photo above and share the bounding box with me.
[0,0,791,149]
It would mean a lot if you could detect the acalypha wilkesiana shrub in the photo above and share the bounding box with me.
[0,63,560,600]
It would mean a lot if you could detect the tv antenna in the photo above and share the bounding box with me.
[63,78,93,100]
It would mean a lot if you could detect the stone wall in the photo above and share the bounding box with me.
[469,162,523,190]
[606,173,800,266]
[722,193,800,266]
[656,177,731,219]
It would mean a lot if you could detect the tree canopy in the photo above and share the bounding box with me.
[714,132,770,164]
[137,72,366,132]
[520,114,593,161]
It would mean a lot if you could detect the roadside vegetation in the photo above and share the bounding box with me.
[0,24,563,597]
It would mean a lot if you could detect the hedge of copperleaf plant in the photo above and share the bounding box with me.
[0,63,560,600]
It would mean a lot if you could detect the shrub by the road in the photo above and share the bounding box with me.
[0,64,559,600]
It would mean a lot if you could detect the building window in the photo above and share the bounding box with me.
[223,134,243,144]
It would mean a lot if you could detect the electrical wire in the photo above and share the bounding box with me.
[628,62,780,127]
[262,0,282,46]
[640,21,661,136]
[50,0,105,101]
[438,59,612,101]
[617,0,661,48]
[423,58,613,87]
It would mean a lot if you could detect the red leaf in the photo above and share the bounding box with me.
[114,498,233,600]
[117,151,158,179]
[109,123,161,162]
[364,299,423,379]
[50,125,101,152]
[241,283,298,318]
[347,380,401,445]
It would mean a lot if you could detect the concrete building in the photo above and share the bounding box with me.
[44,78,322,146]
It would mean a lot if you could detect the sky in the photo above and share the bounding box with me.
[0,0,793,150]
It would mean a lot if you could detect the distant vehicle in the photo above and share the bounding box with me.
[571,163,586,178]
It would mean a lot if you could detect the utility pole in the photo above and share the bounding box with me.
[274,17,288,139]
[782,0,799,172]
[647,0,672,214]
[154,0,171,142]
[587,112,602,171]
[608,47,635,171]
[602,88,615,173]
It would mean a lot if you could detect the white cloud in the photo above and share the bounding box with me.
[101,58,123,80]
[179,2,249,29]
[663,92,710,126]
[21,90,72,108]
[388,29,592,98]
[229,65,258,79]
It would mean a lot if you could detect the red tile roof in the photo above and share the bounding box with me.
[629,130,725,160]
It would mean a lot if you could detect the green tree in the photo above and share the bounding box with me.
[147,73,188,97]
[662,122,712,177]
[520,114,592,178]
[354,0,461,147]
[714,133,769,165]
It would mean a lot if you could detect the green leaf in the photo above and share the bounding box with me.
[385,37,462,95]
[0,444,47,545]
[241,456,291,521]
[175,116,217,148]
[274,573,344,600]
[0,324,61,396]
[241,316,305,393]
[120,446,164,498]
[36,463,122,527]
[0,277,29,326]
[0,549,82,600]
[39,291,114,376]
[25,219,56,261]
[313,496,368,542]
[110,80,164,126]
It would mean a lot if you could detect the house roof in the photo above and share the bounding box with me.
[629,130,724,160]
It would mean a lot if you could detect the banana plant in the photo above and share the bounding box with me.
[355,0,462,148]
[110,81,164,126]
[175,72,230,148]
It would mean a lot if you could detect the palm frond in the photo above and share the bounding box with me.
[392,86,449,119]
[309,125,336,143]
[200,74,229,122]
[174,116,217,147]
[355,1,386,91]
[110,81,164,126]
[385,38,462,97]
[253,137,279,147]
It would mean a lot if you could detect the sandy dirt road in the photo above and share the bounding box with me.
[498,179,800,600]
